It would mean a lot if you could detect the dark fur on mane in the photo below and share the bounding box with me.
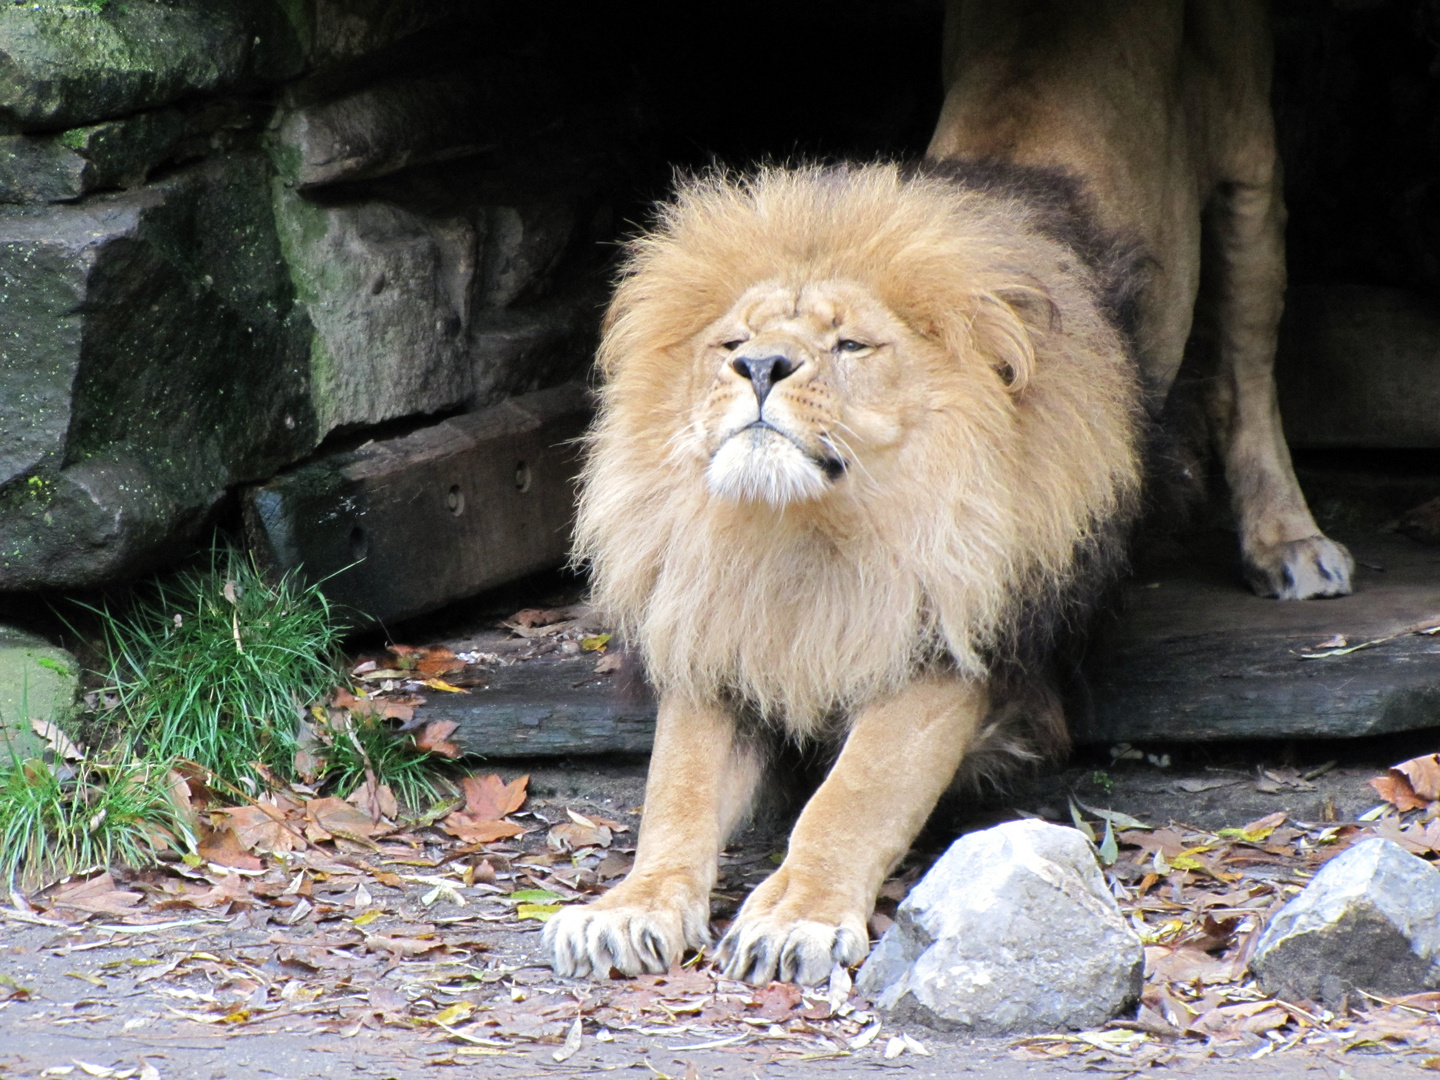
[900,157,1150,788]
[907,157,1149,352]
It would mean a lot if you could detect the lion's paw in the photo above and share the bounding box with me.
[1244,535,1354,600]
[715,870,868,985]
[717,915,867,986]
[543,881,711,979]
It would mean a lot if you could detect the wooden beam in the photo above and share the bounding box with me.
[244,383,590,625]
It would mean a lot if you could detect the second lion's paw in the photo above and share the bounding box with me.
[714,867,868,985]
[1244,535,1354,600]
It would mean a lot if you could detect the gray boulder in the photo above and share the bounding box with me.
[1251,837,1440,1002]
[856,819,1143,1034]
[270,180,475,435]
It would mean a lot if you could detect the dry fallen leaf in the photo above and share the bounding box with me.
[213,804,304,855]
[1395,754,1440,802]
[46,873,143,916]
[1369,772,1430,813]
[333,688,416,724]
[459,774,529,820]
[196,823,264,871]
[28,719,84,761]
[414,720,462,758]
[305,797,386,843]
[506,608,571,629]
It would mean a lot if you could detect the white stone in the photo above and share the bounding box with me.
[856,819,1142,1033]
[1251,837,1440,1002]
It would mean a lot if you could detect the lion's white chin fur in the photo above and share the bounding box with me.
[705,426,830,506]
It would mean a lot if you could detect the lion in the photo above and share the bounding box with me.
[543,0,1351,988]
[544,160,1145,985]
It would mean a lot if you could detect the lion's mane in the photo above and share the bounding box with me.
[576,163,1144,744]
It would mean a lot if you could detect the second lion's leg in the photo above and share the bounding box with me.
[717,674,987,986]
[544,696,760,977]
[1207,170,1353,599]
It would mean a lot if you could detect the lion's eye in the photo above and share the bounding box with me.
[720,339,746,352]
[835,339,869,353]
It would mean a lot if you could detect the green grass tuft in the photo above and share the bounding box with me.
[314,711,445,809]
[87,546,345,788]
[0,751,193,891]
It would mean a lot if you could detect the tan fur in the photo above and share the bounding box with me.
[544,163,1142,985]
[929,0,1353,599]
[576,165,1139,732]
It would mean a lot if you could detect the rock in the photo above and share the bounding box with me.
[856,819,1143,1033]
[270,179,475,435]
[476,201,578,309]
[0,153,315,588]
[275,73,494,188]
[467,295,599,408]
[0,109,185,203]
[243,383,589,625]
[1400,496,1440,545]
[306,1,468,71]
[1277,285,1440,448]
[1250,838,1440,1003]
[0,1,303,131]
[0,625,78,757]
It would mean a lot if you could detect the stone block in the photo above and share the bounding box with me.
[271,178,475,435]
[1251,838,1440,1002]
[275,73,493,189]
[0,625,78,757]
[477,202,578,309]
[0,1,304,131]
[0,109,185,204]
[1277,285,1440,448]
[307,1,467,71]
[0,153,315,589]
[243,383,590,625]
[856,819,1143,1033]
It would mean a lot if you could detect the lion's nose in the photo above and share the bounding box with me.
[731,353,799,406]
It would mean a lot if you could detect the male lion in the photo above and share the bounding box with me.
[544,0,1350,988]
[545,161,1144,985]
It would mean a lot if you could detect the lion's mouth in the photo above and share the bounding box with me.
[749,420,846,472]
[705,422,846,506]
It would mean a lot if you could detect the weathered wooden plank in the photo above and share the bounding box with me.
[418,657,657,758]
[243,383,590,625]
[1074,533,1440,743]
[420,532,1440,755]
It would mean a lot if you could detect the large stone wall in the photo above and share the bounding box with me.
[0,0,618,590]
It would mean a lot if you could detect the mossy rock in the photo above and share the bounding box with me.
[0,624,78,757]
[0,1,304,131]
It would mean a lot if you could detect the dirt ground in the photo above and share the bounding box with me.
[5,739,1440,1080]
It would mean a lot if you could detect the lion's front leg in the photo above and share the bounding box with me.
[544,697,759,978]
[717,675,987,986]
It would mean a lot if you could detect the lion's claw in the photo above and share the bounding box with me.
[717,915,867,986]
[1244,535,1354,600]
[543,892,710,978]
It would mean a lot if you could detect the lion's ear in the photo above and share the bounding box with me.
[973,284,1060,394]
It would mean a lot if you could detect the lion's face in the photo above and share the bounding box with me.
[690,280,929,507]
